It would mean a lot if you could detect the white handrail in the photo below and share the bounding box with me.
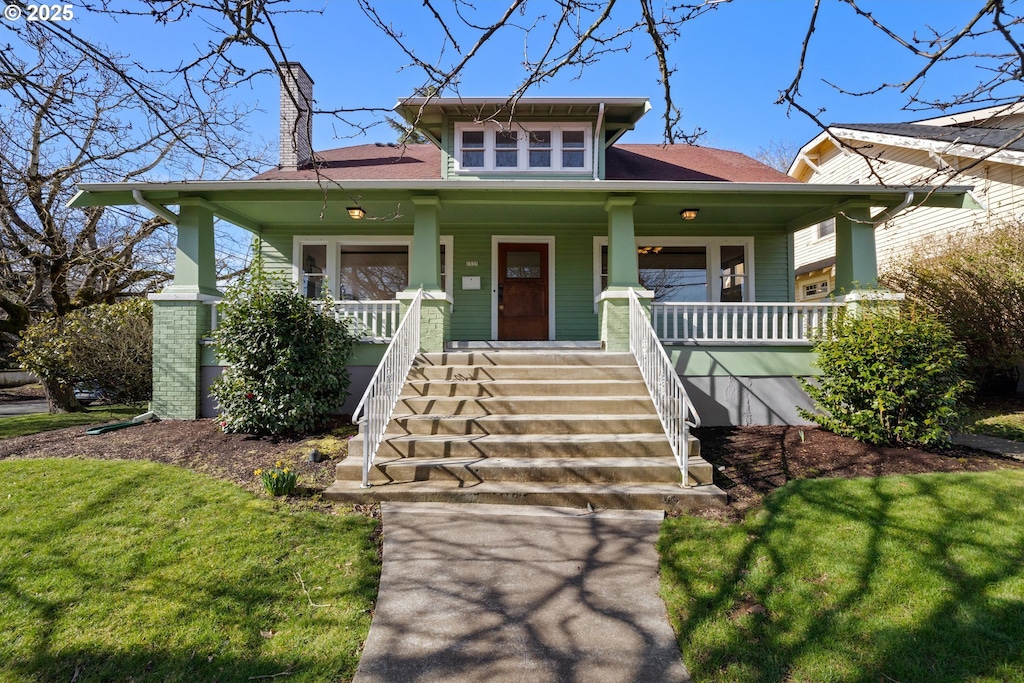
[352,289,423,488]
[628,289,700,488]
[316,300,402,342]
[651,301,842,344]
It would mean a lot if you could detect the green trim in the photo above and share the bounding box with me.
[665,345,818,376]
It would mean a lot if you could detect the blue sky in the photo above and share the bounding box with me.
[70,1,996,162]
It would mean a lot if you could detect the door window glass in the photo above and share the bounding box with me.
[506,251,542,279]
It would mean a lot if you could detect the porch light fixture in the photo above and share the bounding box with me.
[347,206,366,220]
[680,208,700,221]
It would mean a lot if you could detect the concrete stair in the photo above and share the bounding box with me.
[324,349,726,511]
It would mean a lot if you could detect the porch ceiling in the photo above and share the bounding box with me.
[69,180,981,235]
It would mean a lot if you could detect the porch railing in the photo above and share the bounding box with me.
[628,289,700,488]
[316,300,402,342]
[352,289,422,488]
[651,301,842,344]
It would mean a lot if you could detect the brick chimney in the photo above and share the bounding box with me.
[279,62,314,170]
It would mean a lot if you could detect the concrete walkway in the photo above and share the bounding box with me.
[952,433,1024,461]
[354,502,689,683]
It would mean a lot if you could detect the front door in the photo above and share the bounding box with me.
[497,242,549,340]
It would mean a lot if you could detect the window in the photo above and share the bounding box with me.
[562,130,585,168]
[294,236,452,300]
[595,237,754,307]
[529,131,551,168]
[454,123,591,173]
[816,218,835,240]
[804,280,830,298]
[461,130,484,168]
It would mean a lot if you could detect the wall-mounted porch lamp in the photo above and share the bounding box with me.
[347,206,366,220]
[679,208,700,221]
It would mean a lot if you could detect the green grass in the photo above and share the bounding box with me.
[966,401,1024,442]
[0,405,139,439]
[0,459,380,682]
[660,471,1024,683]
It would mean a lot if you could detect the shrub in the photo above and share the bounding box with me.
[211,251,356,435]
[15,299,153,410]
[800,302,970,446]
[881,220,1024,394]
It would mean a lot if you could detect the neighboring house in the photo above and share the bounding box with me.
[789,104,1024,300]
[71,64,978,427]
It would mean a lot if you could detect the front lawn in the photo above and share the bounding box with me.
[660,471,1024,683]
[966,397,1024,442]
[0,405,139,439]
[0,459,379,683]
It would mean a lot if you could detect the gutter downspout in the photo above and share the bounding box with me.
[593,102,605,181]
[872,191,914,227]
[132,190,179,226]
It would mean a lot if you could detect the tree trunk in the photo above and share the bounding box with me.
[43,377,84,413]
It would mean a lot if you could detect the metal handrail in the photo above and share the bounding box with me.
[352,289,423,488]
[628,289,700,488]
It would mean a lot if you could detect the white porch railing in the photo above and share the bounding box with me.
[651,302,842,344]
[352,289,422,488]
[628,289,700,488]
[316,300,402,342]
[209,300,402,342]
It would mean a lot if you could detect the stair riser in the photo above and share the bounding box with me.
[410,366,643,381]
[375,439,674,459]
[335,460,714,486]
[323,486,727,511]
[401,381,650,398]
[388,416,665,436]
[398,397,656,415]
[417,352,637,367]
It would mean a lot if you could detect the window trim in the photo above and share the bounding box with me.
[592,236,756,311]
[454,122,592,174]
[292,234,454,300]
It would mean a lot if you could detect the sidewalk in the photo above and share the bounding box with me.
[952,433,1024,461]
[354,502,689,683]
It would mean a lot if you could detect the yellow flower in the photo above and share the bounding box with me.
[254,469,263,476]
[282,468,290,474]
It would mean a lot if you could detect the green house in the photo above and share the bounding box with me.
[71,63,979,429]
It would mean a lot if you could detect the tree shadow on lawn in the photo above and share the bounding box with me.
[0,462,377,683]
[660,471,1024,683]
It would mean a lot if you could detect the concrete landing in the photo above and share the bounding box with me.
[354,502,689,683]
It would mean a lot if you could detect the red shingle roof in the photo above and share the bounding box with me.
[253,142,795,183]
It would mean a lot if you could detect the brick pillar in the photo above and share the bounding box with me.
[597,290,652,352]
[149,295,215,419]
[398,290,451,354]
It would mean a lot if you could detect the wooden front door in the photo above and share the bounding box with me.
[497,242,549,340]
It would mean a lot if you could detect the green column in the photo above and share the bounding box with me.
[834,206,877,293]
[150,203,221,419]
[168,205,220,296]
[605,196,640,288]
[409,196,441,291]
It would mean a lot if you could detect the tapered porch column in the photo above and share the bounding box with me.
[598,196,650,351]
[833,206,877,294]
[149,204,222,419]
[403,196,450,353]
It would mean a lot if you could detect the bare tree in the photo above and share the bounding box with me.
[0,35,264,410]
[753,139,801,174]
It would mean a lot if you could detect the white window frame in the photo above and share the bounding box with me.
[292,234,454,300]
[592,236,756,311]
[454,122,592,174]
[816,218,836,241]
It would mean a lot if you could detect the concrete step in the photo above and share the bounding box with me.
[366,433,675,459]
[398,395,657,416]
[388,413,665,436]
[401,379,650,398]
[335,455,715,486]
[416,352,637,368]
[409,365,643,381]
[323,479,727,512]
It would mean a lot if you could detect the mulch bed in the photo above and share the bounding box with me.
[0,415,1020,523]
[695,425,1024,522]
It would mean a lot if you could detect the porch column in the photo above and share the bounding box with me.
[149,203,221,419]
[599,196,643,351]
[405,196,450,353]
[833,206,877,294]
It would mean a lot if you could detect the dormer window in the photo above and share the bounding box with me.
[454,123,591,174]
